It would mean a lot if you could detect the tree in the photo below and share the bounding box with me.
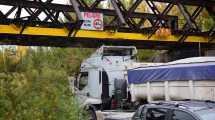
[0,47,94,120]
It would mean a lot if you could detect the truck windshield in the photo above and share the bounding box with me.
[78,72,88,90]
[196,109,215,120]
[103,48,133,56]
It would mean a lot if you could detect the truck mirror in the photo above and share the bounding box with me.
[73,72,80,88]
[70,72,80,92]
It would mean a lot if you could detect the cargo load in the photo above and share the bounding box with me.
[128,57,215,102]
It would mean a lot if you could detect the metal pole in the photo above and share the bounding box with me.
[70,0,83,21]
[199,42,201,56]
[177,3,195,29]
[111,0,126,25]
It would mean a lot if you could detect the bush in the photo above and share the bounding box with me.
[0,47,94,120]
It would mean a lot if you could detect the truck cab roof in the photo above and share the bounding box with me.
[91,45,137,57]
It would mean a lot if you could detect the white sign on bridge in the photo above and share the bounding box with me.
[81,12,104,31]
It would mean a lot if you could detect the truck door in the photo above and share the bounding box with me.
[101,70,109,100]
[100,70,110,109]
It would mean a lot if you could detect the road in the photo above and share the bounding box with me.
[96,111,134,120]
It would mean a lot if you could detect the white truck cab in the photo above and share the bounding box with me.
[74,46,137,110]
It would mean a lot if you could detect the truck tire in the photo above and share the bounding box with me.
[87,108,97,120]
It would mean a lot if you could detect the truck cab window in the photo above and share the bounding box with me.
[146,108,168,120]
[103,48,133,56]
[79,72,88,90]
[172,110,196,120]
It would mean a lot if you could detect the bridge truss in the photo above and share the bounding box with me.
[0,0,214,49]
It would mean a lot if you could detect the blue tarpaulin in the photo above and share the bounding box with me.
[128,62,215,84]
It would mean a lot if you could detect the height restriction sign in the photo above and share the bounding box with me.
[81,12,104,31]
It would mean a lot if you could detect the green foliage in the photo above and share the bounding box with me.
[0,46,156,120]
[0,46,155,120]
[0,47,94,120]
[137,49,158,62]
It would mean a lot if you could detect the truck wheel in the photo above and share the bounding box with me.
[87,108,97,120]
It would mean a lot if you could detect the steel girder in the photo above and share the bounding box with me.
[0,0,177,32]
[0,0,214,49]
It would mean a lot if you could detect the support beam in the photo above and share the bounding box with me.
[182,6,203,30]
[69,0,83,21]
[148,3,174,38]
[177,3,201,42]
[90,0,104,9]
[209,25,215,42]
[0,11,6,19]
[128,0,143,13]
[0,24,211,43]
[147,0,214,6]
[177,4,198,30]
[111,0,126,25]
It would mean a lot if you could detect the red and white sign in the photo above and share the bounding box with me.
[81,12,103,31]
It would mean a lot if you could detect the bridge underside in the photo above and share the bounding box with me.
[0,24,214,49]
[0,0,214,49]
[1,34,214,49]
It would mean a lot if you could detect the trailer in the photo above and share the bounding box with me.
[128,57,215,102]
